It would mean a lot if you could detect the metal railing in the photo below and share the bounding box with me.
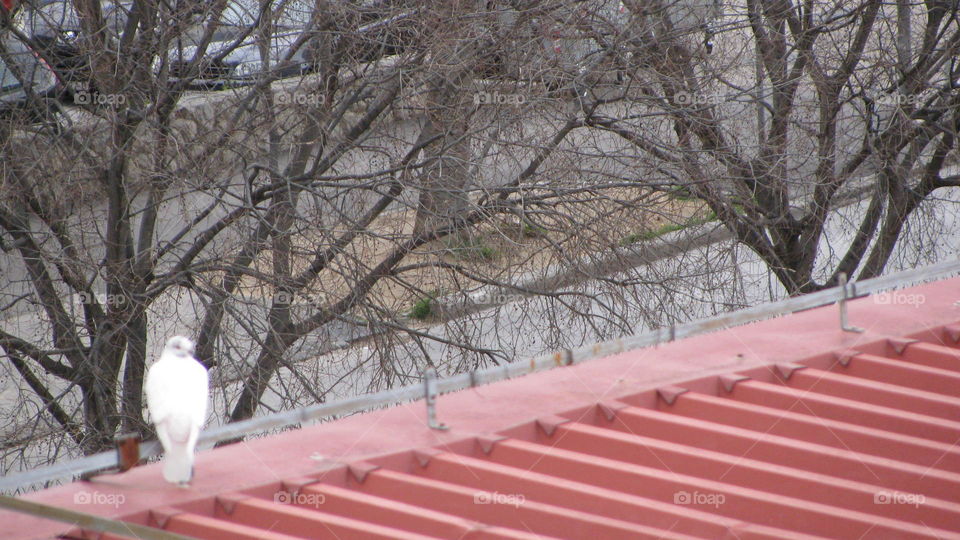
[2,257,959,495]
[0,495,193,540]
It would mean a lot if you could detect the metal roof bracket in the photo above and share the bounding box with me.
[150,507,183,530]
[281,477,321,498]
[838,273,864,333]
[215,493,247,515]
[423,367,449,431]
[657,386,689,405]
[719,374,750,393]
[413,448,442,467]
[477,435,507,455]
[774,363,806,380]
[347,462,380,484]
[887,337,918,355]
[835,349,860,367]
[597,400,629,421]
[944,324,960,343]
[536,415,571,437]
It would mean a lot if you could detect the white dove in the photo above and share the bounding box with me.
[145,336,209,485]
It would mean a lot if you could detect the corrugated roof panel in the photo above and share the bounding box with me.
[779,366,960,419]
[473,435,938,537]
[657,391,960,471]
[5,277,960,539]
[896,341,960,369]
[319,466,679,539]
[721,379,960,442]
[599,400,960,501]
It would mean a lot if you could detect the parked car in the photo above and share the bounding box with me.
[160,0,419,90]
[10,0,129,98]
[160,0,317,89]
[0,31,68,126]
[162,31,316,89]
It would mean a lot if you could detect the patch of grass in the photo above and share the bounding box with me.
[408,296,434,320]
[446,236,498,261]
[408,288,451,320]
[685,210,718,227]
[476,245,498,260]
[666,185,697,201]
[619,232,643,246]
[522,221,548,238]
[620,210,720,246]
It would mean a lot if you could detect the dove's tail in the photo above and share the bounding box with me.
[158,416,199,485]
[162,442,194,484]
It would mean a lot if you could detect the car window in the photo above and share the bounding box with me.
[209,0,257,41]
[276,0,313,29]
[208,0,314,41]
[0,55,23,91]
[30,1,81,35]
[0,37,45,92]
[103,2,132,39]
[222,0,317,33]
[222,0,257,28]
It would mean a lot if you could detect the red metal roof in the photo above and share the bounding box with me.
[4,276,960,539]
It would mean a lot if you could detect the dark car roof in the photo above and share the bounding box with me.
[0,34,58,103]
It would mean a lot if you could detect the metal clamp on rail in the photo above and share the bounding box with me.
[424,367,449,431]
[838,272,864,333]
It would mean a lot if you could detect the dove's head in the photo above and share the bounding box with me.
[165,336,196,358]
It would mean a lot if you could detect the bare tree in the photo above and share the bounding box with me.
[583,0,960,294]
[2,0,958,476]
[0,0,677,469]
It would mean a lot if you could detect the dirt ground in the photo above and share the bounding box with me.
[240,187,710,320]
